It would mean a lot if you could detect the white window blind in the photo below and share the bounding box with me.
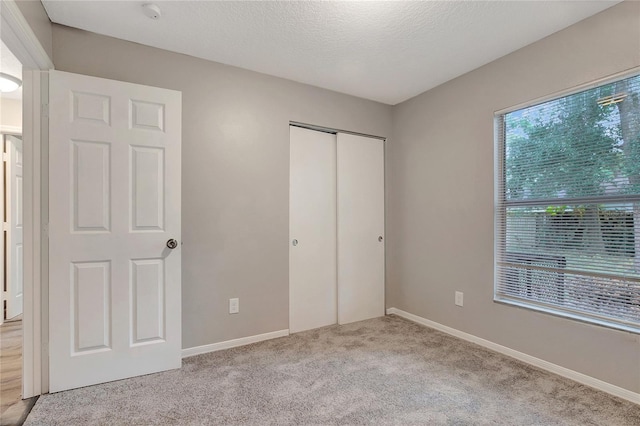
[495,73,640,333]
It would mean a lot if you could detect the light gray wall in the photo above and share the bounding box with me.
[15,0,53,62]
[388,1,640,393]
[0,98,22,129]
[51,24,392,350]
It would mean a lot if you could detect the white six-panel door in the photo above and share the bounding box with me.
[289,126,337,333]
[49,70,182,392]
[337,133,385,325]
[6,134,23,320]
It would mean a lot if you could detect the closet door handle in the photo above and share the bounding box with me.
[378,236,383,242]
[292,239,298,246]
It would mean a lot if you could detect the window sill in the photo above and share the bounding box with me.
[493,296,640,335]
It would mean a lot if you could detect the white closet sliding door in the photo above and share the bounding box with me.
[337,133,385,325]
[289,126,337,333]
[289,127,384,332]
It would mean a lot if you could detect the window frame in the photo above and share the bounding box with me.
[494,67,640,334]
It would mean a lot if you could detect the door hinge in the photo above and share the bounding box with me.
[2,152,7,162]
[41,103,49,118]
[2,222,8,232]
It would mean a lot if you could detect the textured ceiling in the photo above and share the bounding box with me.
[0,40,23,100]
[41,1,620,105]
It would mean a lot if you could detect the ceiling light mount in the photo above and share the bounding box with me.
[142,3,161,20]
[0,72,22,93]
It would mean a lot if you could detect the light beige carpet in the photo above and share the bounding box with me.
[25,315,640,425]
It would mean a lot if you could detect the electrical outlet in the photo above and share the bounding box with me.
[229,298,239,314]
[455,291,464,307]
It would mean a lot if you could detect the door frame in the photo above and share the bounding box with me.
[1,0,54,397]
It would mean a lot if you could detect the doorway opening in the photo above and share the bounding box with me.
[0,38,35,424]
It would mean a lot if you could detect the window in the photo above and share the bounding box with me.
[495,72,640,333]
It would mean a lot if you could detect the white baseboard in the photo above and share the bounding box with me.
[386,307,640,405]
[182,329,290,358]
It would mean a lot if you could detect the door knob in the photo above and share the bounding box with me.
[292,239,298,246]
[166,239,178,249]
[378,236,383,242]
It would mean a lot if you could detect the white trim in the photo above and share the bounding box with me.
[0,126,22,134]
[181,329,290,358]
[21,70,37,398]
[386,307,640,405]
[39,72,49,394]
[21,70,46,398]
[0,0,54,70]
